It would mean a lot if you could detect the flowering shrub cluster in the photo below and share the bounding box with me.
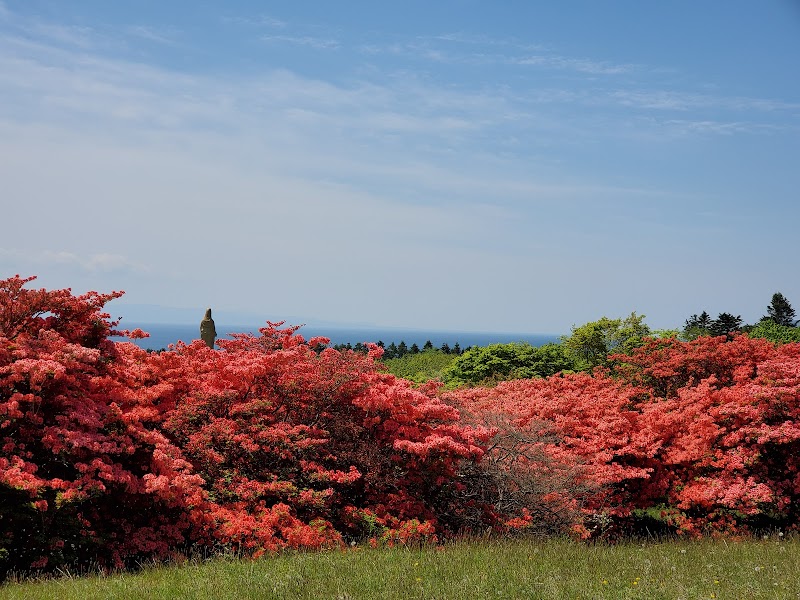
[446,335,800,538]
[0,276,490,576]
[2,276,800,576]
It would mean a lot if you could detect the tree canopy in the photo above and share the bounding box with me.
[747,319,800,345]
[764,292,797,327]
[683,311,742,340]
[561,312,651,370]
[443,342,575,386]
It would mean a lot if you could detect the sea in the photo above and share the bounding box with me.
[116,323,561,352]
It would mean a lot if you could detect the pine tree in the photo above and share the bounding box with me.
[684,311,713,338]
[710,313,742,339]
[765,292,797,327]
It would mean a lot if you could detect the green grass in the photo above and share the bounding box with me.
[2,536,799,599]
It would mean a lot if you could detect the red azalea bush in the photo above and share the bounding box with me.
[0,276,204,576]
[446,335,800,538]
[0,276,491,576]
[156,325,492,554]
[612,336,800,535]
[3,275,800,577]
[444,372,655,538]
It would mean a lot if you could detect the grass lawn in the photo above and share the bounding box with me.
[1,536,798,599]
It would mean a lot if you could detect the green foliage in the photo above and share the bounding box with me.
[682,310,713,340]
[561,312,651,370]
[382,350,458,383]
[442,342,575,386]
[709,312,743,339]
[651,328,681,339]
[747,319,800,344]
[682,311,743,341]
[382,341,464,360]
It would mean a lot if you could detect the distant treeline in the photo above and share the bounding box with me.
[377,291,800,388]
[333,339,467,358]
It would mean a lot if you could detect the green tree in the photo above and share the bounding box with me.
[443,342,575,386]
[683,311,713,340]
[561,312,651,371]
[397,341,408,357]
[709,312,742,339]
[423,340,434,351]
[764,292,797,327]
[410,343,420,354]
[747,319,800,344]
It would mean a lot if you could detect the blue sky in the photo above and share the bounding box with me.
[2,1,798,334]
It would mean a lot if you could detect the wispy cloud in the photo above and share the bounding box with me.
[657,119,787,136]
[1,248,149,274]
[606,89,800,113]
[513,54,634,75]
[361,32,636,76]
[432,31,546,52]
[261,34,339,49]
[223,14,286,29]
[28,22,95,48]
[126,25,179,46]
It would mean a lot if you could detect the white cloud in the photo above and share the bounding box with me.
[1,248,149,274]
[513,54,634,75]
[126,25,178,46]
[261,34,339,49]
[606,89,800,113]
[223,14,286,29]
[363,33,636,76]
[659,119,780,136]
[29,22,94,48]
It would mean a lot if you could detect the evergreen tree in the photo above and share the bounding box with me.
[423,340,434,351]
[710,313,742,339]
[440,342,451,354]
[386,342,398,359]
[397,341,408,357]
[453,342,462,355]
[410,343,420,354]
[684,311,713,339]
[764,292,797,327]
